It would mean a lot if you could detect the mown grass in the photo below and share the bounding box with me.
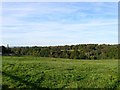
[2,56,119,89]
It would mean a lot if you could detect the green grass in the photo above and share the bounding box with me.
[2,56,119,89]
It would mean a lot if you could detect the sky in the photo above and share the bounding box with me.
[1,2,118,46]
[2,0,119,2]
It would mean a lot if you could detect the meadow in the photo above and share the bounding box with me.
[2,56,119,89]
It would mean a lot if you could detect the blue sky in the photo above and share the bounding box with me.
[2,2,118,46]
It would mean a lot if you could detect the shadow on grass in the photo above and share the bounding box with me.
[2,71,119,90]
[2,71,49,90]
[2,85,11,90]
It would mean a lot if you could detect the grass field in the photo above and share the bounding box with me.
[2,56,119,89]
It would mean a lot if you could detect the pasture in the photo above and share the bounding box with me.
[2,56,119,89]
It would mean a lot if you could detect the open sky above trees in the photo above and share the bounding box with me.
[2,2,118,46]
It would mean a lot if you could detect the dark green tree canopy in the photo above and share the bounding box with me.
[1,44,118,60]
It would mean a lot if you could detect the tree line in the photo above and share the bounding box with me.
[0,44,118,60]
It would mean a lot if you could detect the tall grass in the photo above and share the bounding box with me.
[2,56,119,89]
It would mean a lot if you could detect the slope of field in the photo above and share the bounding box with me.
[2,56,119,89]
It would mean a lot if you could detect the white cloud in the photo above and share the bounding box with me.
[2,19,117,45]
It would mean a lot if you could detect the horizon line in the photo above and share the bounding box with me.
[1,43,118,47]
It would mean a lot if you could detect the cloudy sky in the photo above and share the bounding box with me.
[2,2,118,46]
